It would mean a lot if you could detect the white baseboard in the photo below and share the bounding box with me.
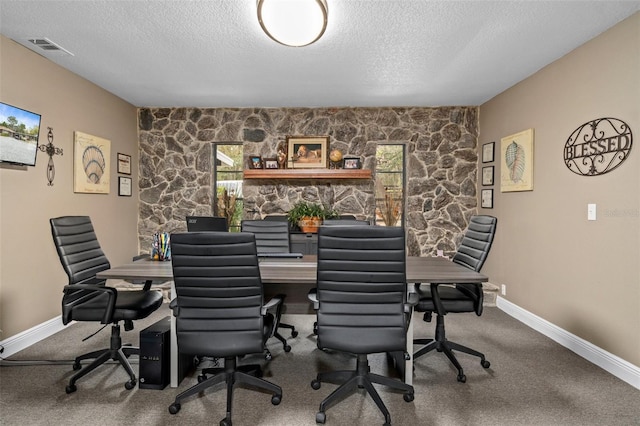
[497,296,640,390]
[0,316,67,358]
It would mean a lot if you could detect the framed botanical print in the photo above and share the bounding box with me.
[500,128,534,192]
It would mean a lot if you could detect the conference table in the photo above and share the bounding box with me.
[97,255,488,387]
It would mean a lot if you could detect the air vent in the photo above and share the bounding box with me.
[28,38,74,56]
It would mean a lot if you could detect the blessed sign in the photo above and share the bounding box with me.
[564,117,632,176]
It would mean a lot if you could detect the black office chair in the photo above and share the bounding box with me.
[167,232,282,425]
[185,215,228,232]
[413,215,497,383]
[50,216,163,394]
[241,219,298,351]
[311,226,414,425]
[322,219,370,226]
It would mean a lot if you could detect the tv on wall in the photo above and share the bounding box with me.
[0,102,42,166]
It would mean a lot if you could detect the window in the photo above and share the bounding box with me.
[375,144,405,227]
[213,143,243,232]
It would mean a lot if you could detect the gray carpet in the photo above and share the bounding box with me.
[1,304,639,426]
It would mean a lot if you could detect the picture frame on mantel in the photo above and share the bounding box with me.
[287,135,328,169]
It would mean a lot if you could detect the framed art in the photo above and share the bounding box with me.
[263,158,278,169]
[117,152,131,175]
[287,135,328,169]
[482,142,495,163]
[481,189,493,209]
[500,128,534,192]
[343,156,361,169]
[73,131,111,194]
[482,166,494,186]
[118,176,132,196]
[249,155,263,169]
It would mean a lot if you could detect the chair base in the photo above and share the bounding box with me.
[413,314,490,383]
[311,354,414,425]
[66,324,137,393]
[169,356,282,425]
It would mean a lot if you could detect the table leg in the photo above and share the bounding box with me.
[405,313,413,386]
[170,281,178,388]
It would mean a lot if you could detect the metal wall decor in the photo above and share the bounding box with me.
[38,127,63,186]
[564,117,632,176]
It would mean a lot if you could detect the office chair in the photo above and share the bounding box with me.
[167,232,282,425]
[413,215,497,383]
[241,219,298,351]
[311,226,414,425]
[49,216,163,394]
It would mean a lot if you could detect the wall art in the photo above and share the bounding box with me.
[500,128,534,192]
[482,166,494,186]
[74,131,110,194]
[117,152,131,175]
[287,135,328,169]
[482,142,495,163]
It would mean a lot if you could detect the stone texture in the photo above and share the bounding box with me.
[138,107,479,257]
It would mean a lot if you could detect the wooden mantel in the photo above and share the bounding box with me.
[243,168,372,180]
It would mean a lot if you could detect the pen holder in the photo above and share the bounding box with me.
[151,232,171,261]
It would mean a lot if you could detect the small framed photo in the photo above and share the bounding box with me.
[343,157,361,169]
[117,153,131,175]
[482,142,495,163]
[263,158,279,169]
[249,156,263,169]
[481,189,493,209]
[482,166,494,186]
[118,176,132,196]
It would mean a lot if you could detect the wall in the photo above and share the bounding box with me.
[0,36,139,339]
[137,107,479,256]
[479,13,639,366]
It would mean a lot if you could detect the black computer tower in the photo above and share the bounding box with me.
[139,316,171,389]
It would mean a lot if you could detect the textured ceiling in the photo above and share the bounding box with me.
[1,1,638,108]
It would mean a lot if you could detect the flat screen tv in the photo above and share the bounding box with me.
[0,102,42,166]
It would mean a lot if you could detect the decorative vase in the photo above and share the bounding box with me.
[298,216,322,233]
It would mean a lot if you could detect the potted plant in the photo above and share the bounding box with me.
[287,200,338,233]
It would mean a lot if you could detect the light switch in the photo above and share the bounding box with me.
[587,203,597,221]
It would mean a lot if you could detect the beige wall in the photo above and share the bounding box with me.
[479,13,639,366]
[0,36,139,338]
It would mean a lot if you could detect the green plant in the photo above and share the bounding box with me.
[286,200,338,225]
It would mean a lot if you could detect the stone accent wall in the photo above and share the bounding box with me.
[137,107,478,256]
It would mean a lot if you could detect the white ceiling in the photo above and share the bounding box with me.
[1,1,638,108]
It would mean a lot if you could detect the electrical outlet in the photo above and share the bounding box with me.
[588,203,597,221]
[436,250,444,257]
[501,284,506,296]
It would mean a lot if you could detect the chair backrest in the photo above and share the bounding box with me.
[322,219,370,226]
[452,215,497,272]
[241,220,290,253]
[170,232,265,357]
[185,216,228,232]
[316,226,408,355]
[50,216,111,285]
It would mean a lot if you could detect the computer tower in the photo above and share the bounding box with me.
[139,316,171,390]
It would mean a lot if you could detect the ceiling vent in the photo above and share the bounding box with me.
[28,38,74,56]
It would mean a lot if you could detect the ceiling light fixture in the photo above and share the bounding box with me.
[257,0,328,47]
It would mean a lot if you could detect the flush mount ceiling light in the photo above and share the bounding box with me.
[257,0,328,47]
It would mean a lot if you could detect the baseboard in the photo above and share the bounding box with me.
[497,296,640,390]
[0,316,67,358]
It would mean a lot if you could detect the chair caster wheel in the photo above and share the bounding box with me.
[457,374,467,383]
[311,379,321,390]
[271,394,282,405]
[316,411,326,424]
[72,362,81,371]
[284,345,292,353]
[265,352,272,361]
[65,384,77,394]
[220,418,231,426]
[125,379,136,390]
[168,403,181,414]
[291,330,299,338]
[481,360,491,368]
[403,392,414,402]
[198,374,207,383]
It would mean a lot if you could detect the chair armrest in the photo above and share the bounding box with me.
[62,284,117,325]
[169,298,179,316]
[307,288,319,310]
[262,295,283,316]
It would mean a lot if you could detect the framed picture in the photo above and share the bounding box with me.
[287,135,328,169]
[482,142,495,163]
[482,166,494,186]
[118,176,132,196]
[500,128,534,192]
[117,152,131,175]
[481,189,493,209]
[249,155,263,169]
[74,131,111,194]
[343,156,361,169]
[263,158,278,169]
